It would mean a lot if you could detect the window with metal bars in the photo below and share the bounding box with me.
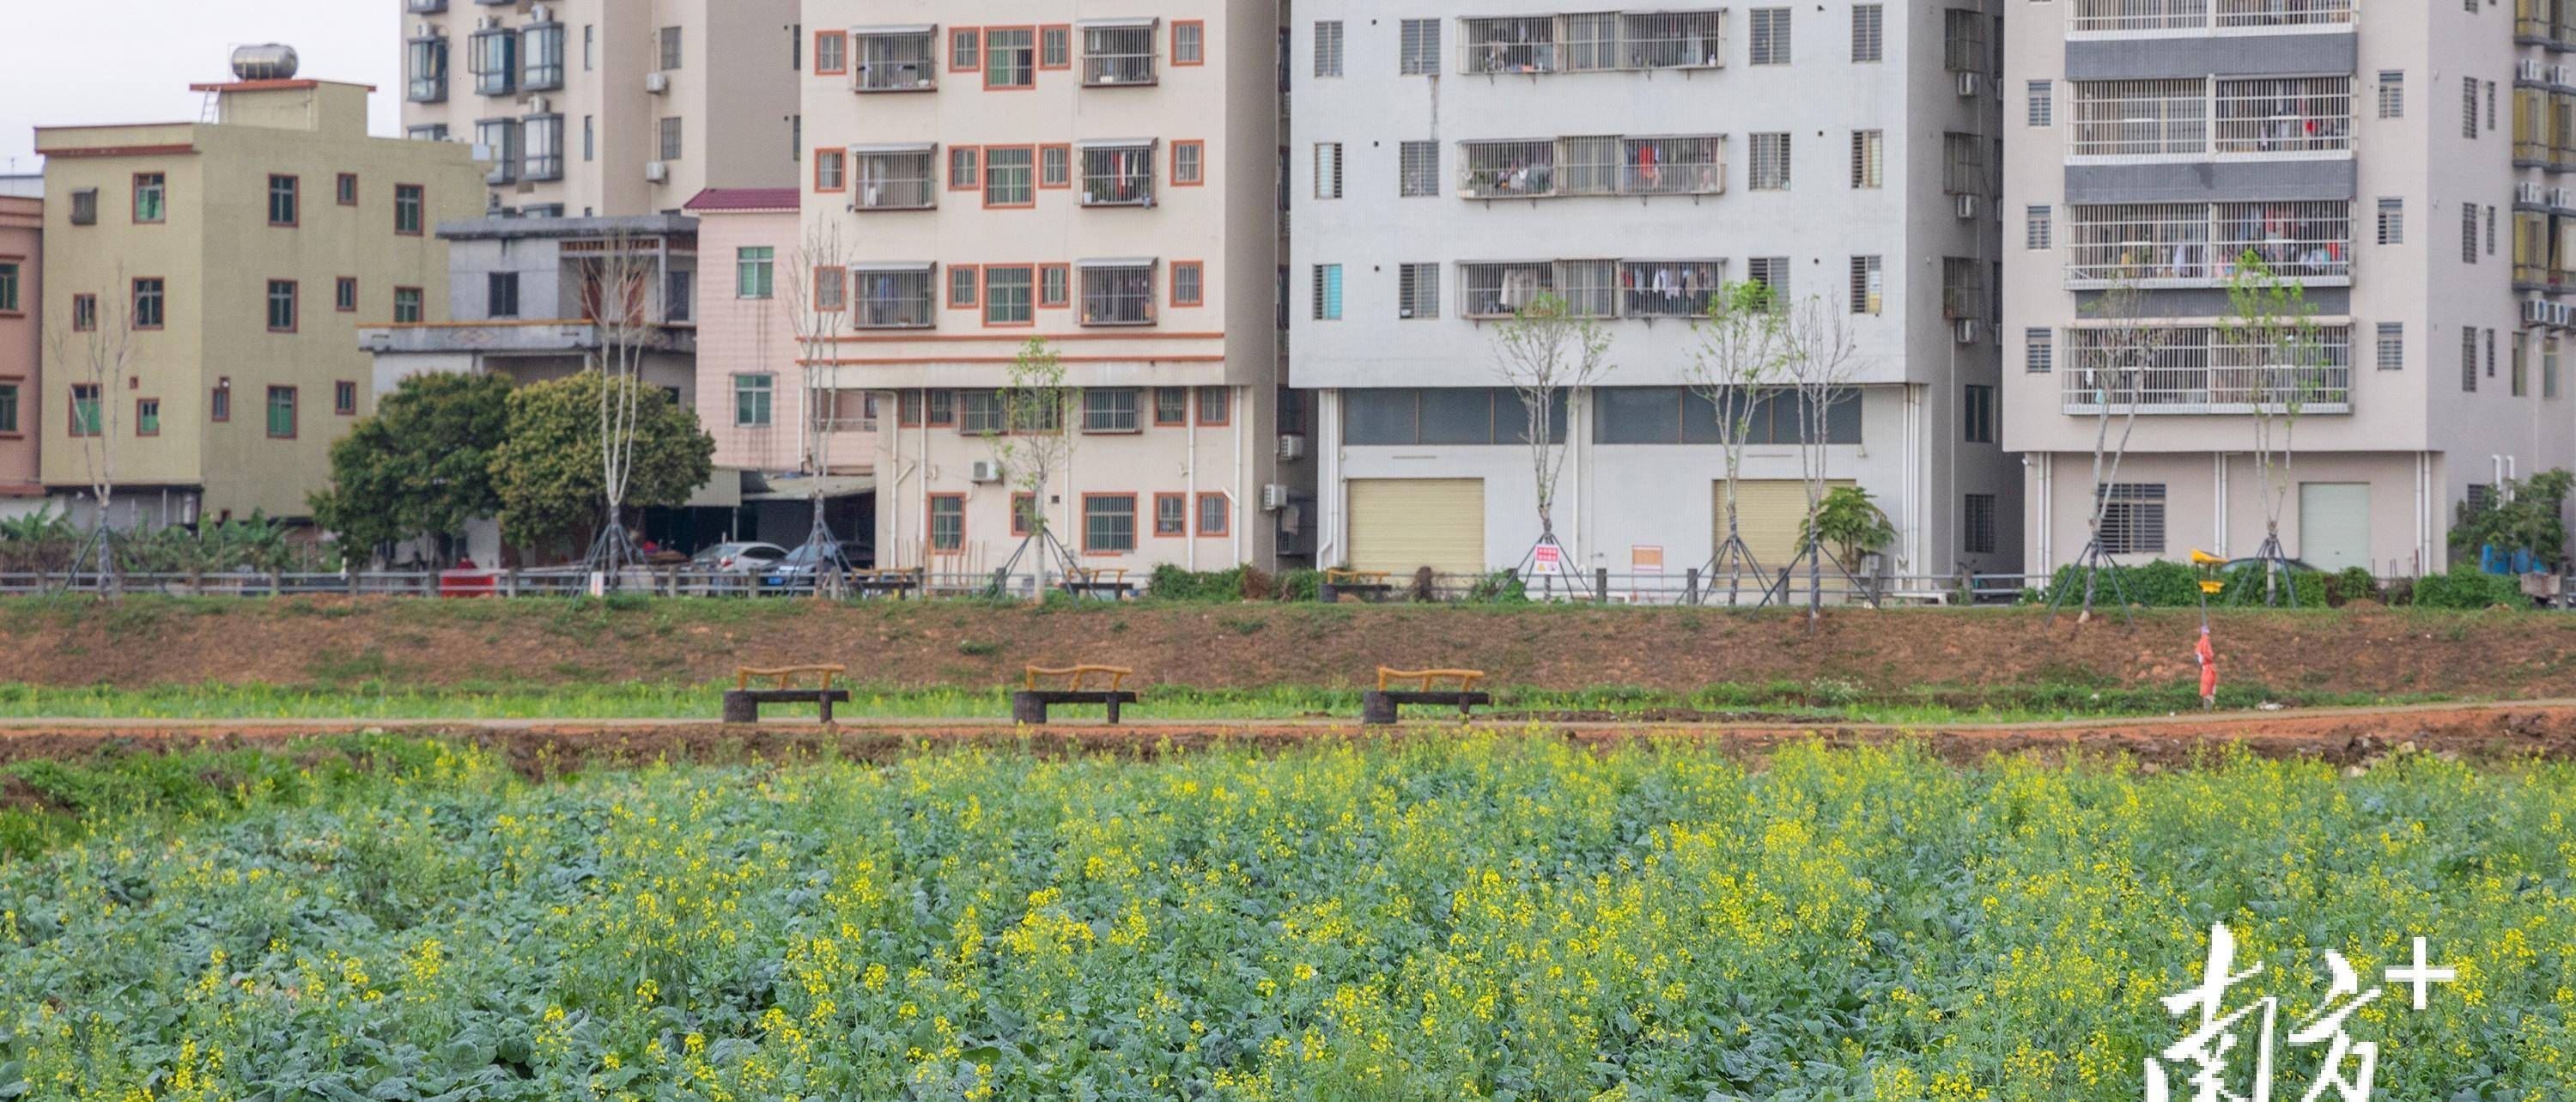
[1084,25,1157,85]
[2027,206,2052,250]
[1399,263,1439,319]
[1082,389,1141,432]
[1942,9,1987,74]
[1851,4,1881,62]
[1400,19,1441,74]
[1749,133,1790,190]
[1749,9,1790,64]
[1850,131,1881,188]
[1464,16,1556,73]
[2378,71,2403,119]
[1747,256,1789,299]
[2466,203,2481,263]
[1941,258,1983,320]
[855,150,936,210]
[1619,260,1724,318]
[2097,484,2166,554]
[1399,141,1439,197]
[1312,21,1343,76]
[2026,329,2053,373]
[2376,323,2403,370]
[1943,132,1987,196]
[1313,265,1343,320]
[1963,494,1997,555]
[1964,385,1995,444]
[2028,81,2052,126]
[2378,198,2403,244]
[1314,143,1343,199]
[1849,256,1882,314]
[1080,144,1155,206]
[1082,264,1157,326]
[2464,326,2480,392]
[2468,76,2481,139]
[855,32,938,91]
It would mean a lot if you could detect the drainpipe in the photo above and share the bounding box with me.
[1316,390,1340,567]
[1187,397,1199,571]
[2215,452,2227,559]
[1231,386,1245,568]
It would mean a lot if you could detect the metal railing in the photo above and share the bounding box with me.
[2063,325,2355,414]
[1462,136,1725,199]
[1079,266,1157,326]
[854,153,936,210]
[854,269,935,329]
[2069,0,2353,33]
[2214,76,2353,155]
[1082,27,1157,85]
[2070,77,2350,157]
[855,33,939,91]
[1464,17,1558,73]
[1080,147,1155,207]
[2070,80,2208,157]
[1619,260,1728,319]
[1621,137,1725,195]
[2066,200,2351,286]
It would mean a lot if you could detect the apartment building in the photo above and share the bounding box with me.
[804,1,1284,575]
[0,188,39,518]
[1291,2,2018,584]
[400,0,801,217]
[2005,0,2571,575]
[34,70,482,526]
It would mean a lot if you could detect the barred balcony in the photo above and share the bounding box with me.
[854,30,939,92]
[2070,77,2351,160]
[2069,0,2354,35]
[2516,0,2576,48]
[1460,135,1724,199]
[1462,11,1725,74]
[2066,201,2351,287]
[853,149,937,211]
[2061,326,2354,414]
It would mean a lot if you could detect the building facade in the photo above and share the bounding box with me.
[1289,1,2020,587]
[35,77,483,525]
[400,0,802,217]
[0,192,39,518]
[802,0,1284,577]
[2004,0,2570,575]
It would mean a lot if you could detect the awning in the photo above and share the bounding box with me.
[1075,137,1159,149]
[683,469,749,509]
[1076,16,1160,28]
[744,474,878,502]
[853,261,935,273]
[1077,257,1159,269]
[852,142,936,154]
[853,25,937,35]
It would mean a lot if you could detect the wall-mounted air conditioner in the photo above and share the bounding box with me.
[1953,193,1978,219]
[970,460,1004,483]
[645,71,671,94]
[1955,70,1980,97]
[529,3,552,21]
[1952,318,1980,344]
[2521,58,2547,82]
[1277,503,1304,536]
[2555,187,2575,208]
[2524,298,2549,325]
[1261,484,1289,510]
[527,96,550,114]
[645,161,669,182]
[1277,433,1307,460]
[2521,180,2546,204]
[2557,64,2575,87]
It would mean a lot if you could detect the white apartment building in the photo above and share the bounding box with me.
[399,0,801,217]
[802,1,1284,576]
[1290,1,2020,587]
[2005,0,2575,575]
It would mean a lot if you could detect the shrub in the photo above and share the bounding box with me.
[2412,563,2530,610]
[2041,560,2326,608]
[1274,569,1322,603]
[2323,566,2381,606]
[1464,569,1529,604]
[1146,564,1249,602]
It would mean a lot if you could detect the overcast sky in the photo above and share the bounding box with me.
[0,1,402,174]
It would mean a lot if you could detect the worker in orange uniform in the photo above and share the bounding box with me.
[2195,626,2218,710]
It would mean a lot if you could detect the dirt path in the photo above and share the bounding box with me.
[6,699,2573,770]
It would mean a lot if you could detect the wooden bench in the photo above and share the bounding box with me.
[1321,569,1395,603]
[1361,667,1493,725]
[849,567,923,599]
[722,665,854,724]
[1063,567,1137,600]
[1013,665,1141,724]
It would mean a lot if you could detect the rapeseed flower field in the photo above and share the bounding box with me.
[2,735,2568,1100]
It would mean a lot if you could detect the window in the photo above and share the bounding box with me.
[815,149,846,192]
[1589,387,1858,445]
[2026,328,2053,373]
[1196,386,1231,425]
[1012,493,1040,538]
[1198,494,1230,537]
[1964,494,1997,555]
[1084,25,1156,84]
[584,116,594,161]
[1039,264,1070,308]
[471,27,518,96]
[584,24,594,71]
[1400,263,1440,319]
[1083,388,1142,432]
[951,265,980,309]
[2379,70,2403,119]
[2515,332,2530,397]
[266,386,298,439]
[1040,145,1071,189]
[2097,484,2166,554]
[984,145,1034,206]
[1154,494,1188,537]
[2488,327,2498,380]
[477,119,523,186]
[1314,143,1343,199]
[1173,21,1204,65]
[395,185,424,235]
[1943,132,1988,198]
[734,374,775,427]
[132,278,165,329]
[2465,203,2481,264]
[665,271,694,323]
[929,495,965,553]
[854,149,937,209]
[1400,141,1440,197]
[329,174,357,208]
[2028,81,2053,126]
[2026,205,2053,250]
[524,21,566,90]
[1750,9,1790,65]
[1075,143,1155,206]
[488,272,519,319]
[1346,388,1572,446]
[2466,76,2480,139]
[2464,326,2480,393]
[1042,26,1071,70]
[2377,198,2403,245]
[1401,19,1442,74]
[1851,4,1881,62]
[0,384,15,434]
[70,384,100,437]
[949,148,983,194]
[394,287,423,325]
[659,117,683,161]
[2371,322,2403,371]
[1750,133,1790,190]
[1084,496,1138,554]
[1173,262,1203,307]
[265,280,297,332]
[926,390,957,428]
[0,264,14,314]
[2549,337,2564,399]
[986,265,1034,325]
[737,247,775,298]
[1964,385,1996,443]
[1850,131,1881,188]
[1172,141,1203,186]
[1081,264,1156,326]
[326,381,355,417]
[408,33,449,103]
[70,189,98,225]
[2488,205,2498,256]
[519,113,563,182]
[658,26,683,70]
[985,27,1034,88]
[1746,257,1789,299]
[134,174,166,223]
[210,386,230,423]
[1315,21,1344,77]
[951,28,981,72]
[71,294,96,331]
[1847,257,1882,314]
[1313,264,1343,320]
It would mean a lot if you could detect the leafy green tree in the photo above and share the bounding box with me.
[2451,468,2574,564]
[308,372,513,564]
[1798,484,1897,569]
[489,372,714,554]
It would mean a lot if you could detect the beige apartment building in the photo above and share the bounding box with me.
[400,0,801,217]
[2005,0,2575,576]
[0,188,39,518]
[804,1,1284,577]
[36,75,482,525]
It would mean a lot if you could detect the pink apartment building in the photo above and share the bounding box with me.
[0,191,39,517]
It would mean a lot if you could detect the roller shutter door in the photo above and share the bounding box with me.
[1715,479,1851,569]
[2298,483,2372,573]
[1348,478,1486,576]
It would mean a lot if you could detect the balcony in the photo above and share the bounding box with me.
[853,148,937,210]
[2066,201,2351,287]
[2517,0,2576,49]
[2069,77,2350,160]
[405,37,448,104]
[1078,261,1158,326]
[1460,135,1724,199]
[1458,259,1724,320]
[853,265,935,329]
[1462,11,1725,74]
[1081,23,1158,87]
[2068,0,2355,36]
[1079,143,1157,207]
[854,29,939,92]
[2061,326,2354,415]
[361,320,697,357]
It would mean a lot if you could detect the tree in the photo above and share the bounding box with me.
[2219,253,2328,605]
[489,372,714,557]
[2451,468,2573,566]
[2050,277,2168,624]
[576,226,664,574]
[978,338,1077,595]
[1799,484,1896,569]
[1777,291,1868,623]
[308,371,513,567]
[1684,280,1788,604]
[1489,290,1613,588]
[777,221,857,588]
[45,265,140,595]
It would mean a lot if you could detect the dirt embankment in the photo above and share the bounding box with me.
[3,598,2573,700]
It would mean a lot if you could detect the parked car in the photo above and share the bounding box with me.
[690,542,787,575]
[761,544,843,588]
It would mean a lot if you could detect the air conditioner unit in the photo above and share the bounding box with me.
[1277,503,1304,536]
[1277,433,1307,460]
[1952,318,1980,344]
[645,71,671,94]
[476,15,499,30]
[527,96,551,114]
[1953,193,1978,219]
[2521,58,2547,82]
[970,460,1004,483]
[2555,186,2574,208]
[2522,180,2547,204]
[645,161,669,183]
[1261,484,1289,510]
[2558,64,2574,87]
[416,23,444,39]
[2557,302,2576,328]
[2525,298,2549,325]
[1955,70,1980,97]
[529,3,552,20]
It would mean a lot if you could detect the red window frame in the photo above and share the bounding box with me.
[949,28,982,73]
[266,385,299,440]
[1171,140,1206,186]
[813,265,848,313]
[210,386,230,423]
[927,492,967,554]
[1012,491,1037,537]
[1038,263,1071,308]
[927,389,957,427]
[1152,492,1188,538]
[948,264,981,309]
[1196,492,1230,537]
[897,390,924,427]
[1039,25,1072,70]
[981,264,1036,327]
[983,26,1036,89]
[394,184,425,236]
[68,384,100,437]
[266,278,299,333]
[1038,143,1072,189]
[336,173,359,206]
[1170,260,1204,307]
[132,174,166,225]
[335,277,358,313]
[334,381,359,416]
[1152,387,1188,426]
[814,148,847,192]
[131,277,166,331]
[814,30,849,76]
[134,398,161,438]
[1172,21,1206,66]
[393,286,424,324]
[71,294,98,332]
[1195,385,1230,426]
[948,147,981,192]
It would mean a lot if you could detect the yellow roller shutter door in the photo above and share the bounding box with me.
[1715,479,1851,569]
[1347,478,1486,576]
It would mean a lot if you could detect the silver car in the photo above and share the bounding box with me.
[690,542,788,575]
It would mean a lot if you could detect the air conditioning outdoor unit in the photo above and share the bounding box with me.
[1953,193,1978,219]
[1277,503,1304,536]
[2555,186,2574,208]
[2525,298,2549,325]
[1261,484,1290,510]
[2522,58,2548,82]
[2522,180,2547,204]
[2558,64,2575,87]
[475,15,499,30]
[1955,70,1980,97]
[1952,318,1980,344]
[528,96,551,113]
[970,460,1004,483]
[645,71,671,94]
[645,161,669,182]
[416,23,443,39]
[529,3,552,20]
[1277,433,1307,460]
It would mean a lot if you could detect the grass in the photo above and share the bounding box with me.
[0,678,2463,724]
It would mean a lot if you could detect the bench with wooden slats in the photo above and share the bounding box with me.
[724,664,853,724]
[1322,569,1395,602]
[1363,667,1493,725]
[1014,664,1142,724]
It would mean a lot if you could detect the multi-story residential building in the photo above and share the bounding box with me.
[2005,0,2572,575]
[400,0,802,218]
[35,67,482,526]
[1290,1,2019,587]
[686,186,878,554]
[0,187,39,518]
[804,2,1284,576]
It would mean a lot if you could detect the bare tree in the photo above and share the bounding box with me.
[578,226,660,581]
[1489,290,1613,589]
[2051,277,2167,624]
[982,338,1078,597]
[2220,252,2326,606]
[1777,292,1867,624]
[1684,280,1787,604]
[45,268,139,596]
[778,221,855,592]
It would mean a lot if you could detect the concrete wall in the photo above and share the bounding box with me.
[0,196,39,501]
[2022,449,2435,577]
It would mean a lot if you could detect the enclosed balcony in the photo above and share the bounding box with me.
[1460,135,1724,198]
[2061,325,2354,415]
[854,28,939,92]
[1463,11,1724,74]
[2068,0,2354,36]
[2069,77,2350,160]
[1079,143,1157,207]
[853,147,937,210]
[1079,261,1158,326]
[1081,22,1158,87]
[2066,201,2351,287]
[853,265,935,329]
